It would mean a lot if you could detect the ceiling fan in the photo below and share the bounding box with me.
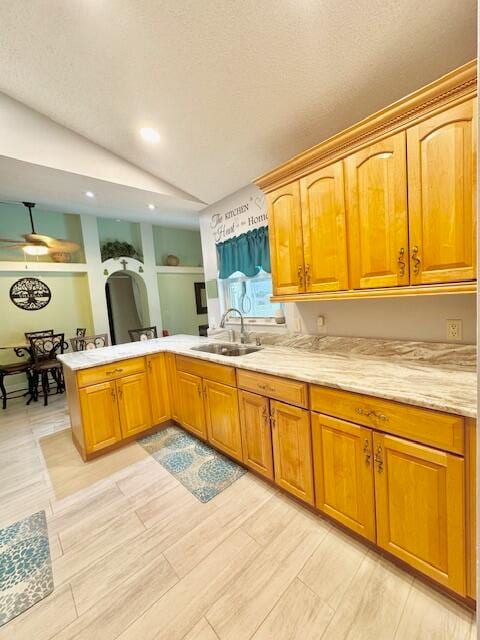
[0,202,80,255]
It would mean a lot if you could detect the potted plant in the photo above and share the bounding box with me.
[101,241,142,262]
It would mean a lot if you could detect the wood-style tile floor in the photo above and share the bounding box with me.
[0,396,476,640]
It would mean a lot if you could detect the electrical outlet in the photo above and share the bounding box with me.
[446,319,463,341]
[317,315,326,334]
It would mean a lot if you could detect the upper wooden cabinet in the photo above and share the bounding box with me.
[345,133,409,289]
[266,182,305,295]
[407,100,476,285]
[300,162,348,292]
[257,61,477,301]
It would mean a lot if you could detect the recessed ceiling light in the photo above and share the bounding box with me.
[140,127,160,143]
[85,191,95,198]
[148,203,155,210]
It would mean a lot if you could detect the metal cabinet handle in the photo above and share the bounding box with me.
[270,408,276,428]
[397,248,405,277]
[363,439,371,465]
[374,446,383,473]
[297,265,304,286]
[411,246,421,275]
[304,263,311,283]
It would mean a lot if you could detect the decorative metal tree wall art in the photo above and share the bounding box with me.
[9,277,52,310]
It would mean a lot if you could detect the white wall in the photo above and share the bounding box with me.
[200,184,477,344]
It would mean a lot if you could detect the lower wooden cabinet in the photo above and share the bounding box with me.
[204,380,243,462]
[176,371,207,439]
[312,413,376,541]
[165,353,179,421]
[79,381,122,454]
[271,400,314,505]
[147,353,171,425]
[373,432,466,595]
[117,372,152,438]
[238,390,274,480]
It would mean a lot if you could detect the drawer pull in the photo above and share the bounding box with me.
[363,439,371,465]
[258,383,275,393]
[355,407,388,422]
[355,407,373,417]
[106,367,124,375]
[374,446,383,473]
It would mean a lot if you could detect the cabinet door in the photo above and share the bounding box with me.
[79,381,122,454]
[271,400,314,505]
[147,353,171,425]
[374,432,466,595]
[238,390,273,479]
[300,162,348,292]
[204,380,243,462]
[407,100,476,284]
[267,182,305,295]
[117,372,152,438]
[345,133,409,289]
[165,352,179,421]
[312,413,375,541]
[176,371,206,439]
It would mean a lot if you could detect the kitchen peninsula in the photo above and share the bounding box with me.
[59,334,477,602]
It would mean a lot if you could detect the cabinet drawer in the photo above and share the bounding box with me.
[77,357,146,388]
[237,369,308,408]
[310,385,464,454]
[175,355,236,386]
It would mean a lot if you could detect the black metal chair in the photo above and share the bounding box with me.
[29,333,65,406]
[75,328,87,338]
[128,326,158,342]
[71,333,109,352]
[25,329,54,341]
[0,356,33,410]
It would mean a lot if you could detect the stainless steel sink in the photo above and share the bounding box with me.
[191,343,262,357]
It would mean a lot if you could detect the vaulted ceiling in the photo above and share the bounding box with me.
[0,0,476,214]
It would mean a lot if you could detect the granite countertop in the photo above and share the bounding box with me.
[58,334,477,418]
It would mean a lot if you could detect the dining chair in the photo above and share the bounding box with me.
[24,329,54,340]
[29,333,65,406]
[71,333,109,351]
[0,356,33,410]
[128,326,158,342]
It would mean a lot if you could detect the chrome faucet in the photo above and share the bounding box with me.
[220,307,248,344]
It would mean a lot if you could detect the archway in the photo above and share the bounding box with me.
[102,258,150,345]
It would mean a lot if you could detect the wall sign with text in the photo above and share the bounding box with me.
[209,194,267,243]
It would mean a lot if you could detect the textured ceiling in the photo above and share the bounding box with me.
[0,0,476,205]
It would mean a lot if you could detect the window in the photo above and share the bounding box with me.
[219,271,281,320]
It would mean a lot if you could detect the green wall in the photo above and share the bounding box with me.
[153,226,203,267]
[0,204,85,262]
[97,218,142,257]
[157,273,207,335]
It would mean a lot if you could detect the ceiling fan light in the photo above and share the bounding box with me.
[23,245,49,256]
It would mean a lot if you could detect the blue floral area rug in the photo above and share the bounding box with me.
[0,511,53,627]
[138,426,247,502]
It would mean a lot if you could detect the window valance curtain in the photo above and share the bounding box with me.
[217,226,271,279]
